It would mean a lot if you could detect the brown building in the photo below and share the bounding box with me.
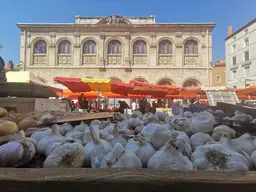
[211,59,226,86]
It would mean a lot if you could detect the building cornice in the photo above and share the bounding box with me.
[17,23,216,30]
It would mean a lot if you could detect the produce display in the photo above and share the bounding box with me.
[0,106,256,171]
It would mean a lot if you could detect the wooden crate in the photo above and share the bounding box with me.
[217,102,256,118]
[0,169,256,192]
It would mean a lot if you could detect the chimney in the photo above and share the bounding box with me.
[7,60,14,70]
[228,26,233,36]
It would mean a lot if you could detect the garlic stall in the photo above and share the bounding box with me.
[1,106,256,171]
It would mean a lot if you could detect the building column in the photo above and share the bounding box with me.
[175,32,183,67]
[73,32,81,66]
[48,32,56,66]
[149,33,157,66]
[99,33,106,66]
[124,32,131,66]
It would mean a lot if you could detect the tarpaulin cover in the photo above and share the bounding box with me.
[129,80,178,96]
[54,77,133,95]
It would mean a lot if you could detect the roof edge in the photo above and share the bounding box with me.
[225,18,256,41]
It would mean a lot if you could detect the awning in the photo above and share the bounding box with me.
[54,77,134,95]
[129,80,178,97]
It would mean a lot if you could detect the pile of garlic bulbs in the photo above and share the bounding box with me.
[1,109,256,171]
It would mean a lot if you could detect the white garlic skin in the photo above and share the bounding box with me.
[44,143,84,168]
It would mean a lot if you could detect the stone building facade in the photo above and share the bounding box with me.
[17,15,215,87]
[225,18,256,88]
[211,59,226,87]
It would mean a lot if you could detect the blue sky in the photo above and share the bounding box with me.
[0,0,255,65]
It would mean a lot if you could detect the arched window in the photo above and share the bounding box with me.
[34,40,47,54]
[159,40,172,54]
[83,40,96,54]
[133,40,147,54]
[184,40,198,54]
[183,79,200,87]
[58,40,71,54]
[108,40,121,54]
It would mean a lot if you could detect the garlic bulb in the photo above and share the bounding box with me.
[167,116,191,135]
[155,112,167,122]
[73,121,87,132]
[45,138,82,157]
[30,127,51,142]
[44,142,84,168]
[125,135,156,167]
[250,150,256,169]
[184,111,193,118]
[0,130,36,167]
[219,134,252,169]
[65,130,84,141]
[99,129,114,142]
[100,143,142,168]
[91,120,102,127]
[170,130,190,144]
[141,123,171,150]
[110,124,127,147]
[221,133,256,155]
[148,140,194,170]
[0,141,24,167]
[160,138,192,158]
[143,113,158,126]
[36,126,65,155]
[131,111,143,120]
[113,112,126,121]
[82,125,100,145]
[55,122,73,136]
[190,111,215,133]
[212,125,236,141]
[190,132,214,151]
[83,125,112,167]
[102,123,115,133]
[231,110,253,124]
[128,118,143,129]
[191,144,249,171]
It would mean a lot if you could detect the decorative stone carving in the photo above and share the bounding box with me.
[83,55,96,65]
[58,55,72,65]
[49,43,55,48]
[175,43,182,48]
[26,44,31,48]
[175,32,182,38]
[158,55,172,65]
[33,55,47,65]
[97,15,132,25]
[74,32,80,37]
[133,55,147,65]
[184,55,199,65]
[150,43,157,48]
[27,32,31,37]
[74,44,81,48]
[201,43,206,48]
[49,32,56,37]
[108,55,122,65]
[100,33,106,40]
[124,57,131,65]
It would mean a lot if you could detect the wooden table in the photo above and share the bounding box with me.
[0,169,256,192]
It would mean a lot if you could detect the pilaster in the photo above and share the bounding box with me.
[175,32,183,67]
[149,33,157,66]
[73,32,81,66]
